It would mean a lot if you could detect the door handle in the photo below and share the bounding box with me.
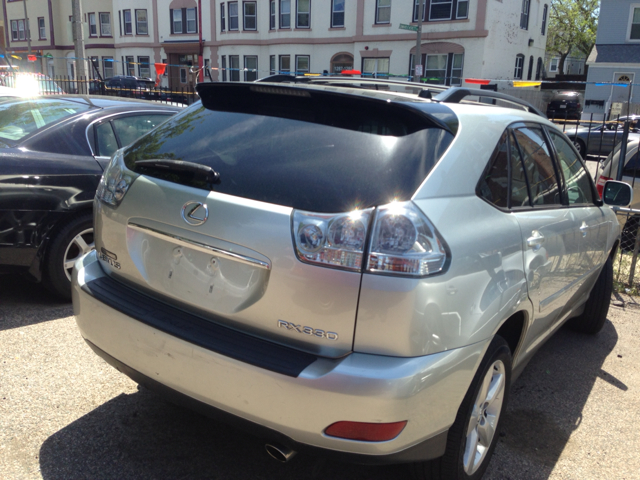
[580,222,588,237]
[527,231,545,251]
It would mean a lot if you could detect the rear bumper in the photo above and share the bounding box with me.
[73,250,488,462]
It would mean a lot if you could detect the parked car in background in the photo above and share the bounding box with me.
[104,76,160,100]
[546,91,582,121]
[73,82,630,480]
[0,95,181,298]
[597,138,640,247]
[565,121,640,158]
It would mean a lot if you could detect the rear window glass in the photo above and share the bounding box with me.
[123,104,455,212]
[0,98,91,142]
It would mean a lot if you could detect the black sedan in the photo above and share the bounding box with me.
[0,96,181,298]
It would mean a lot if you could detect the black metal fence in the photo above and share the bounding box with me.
[0,72,199,106]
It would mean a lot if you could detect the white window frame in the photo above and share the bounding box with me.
[125,56,135,76]
[103,56,115,78]
[123,10,132,35]
[221,3,226,31]
[331,0,345,28]
[230,55,240,81]
[89,13,97,36]
[424,53,448,84]
[270,0,276,29]
[456,0,469,19]
[541,4,548,35]
[375,0,391,25]
[296,55,310,74]
[280,0,291,28]
[429,0,453,21]
[514,55,524,79]
[172,9,183,33]
[296,0,310,28]
[229,2,239,30]
[11,20,18,41]
[138,56,151,78]
[363,57,390,78]
[627,4,640,42]
[279,55,290,73]
[38,17,46,39]
[136,9,148,35]
[18,19,26,40]
[100,13,111,36]
[270,55,276,74]
[243,2,257,30]
[180,68,187,84]
[244,56,258,81]
[520,0,530,30]
[186,8,197,33]
[549,57,559,73]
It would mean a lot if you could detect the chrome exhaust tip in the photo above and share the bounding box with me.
[265,443,297,463]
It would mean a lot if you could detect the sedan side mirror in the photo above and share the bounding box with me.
[603,180,633,206]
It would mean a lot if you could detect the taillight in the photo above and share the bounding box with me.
[324,421,407,442]
[292,208,374,271]
[292,201,449,277]
[96,150,138,207]
[596,176,611,198]
[366,201,448,277]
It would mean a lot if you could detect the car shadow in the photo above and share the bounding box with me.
[37,319,621,480]
[485,318,623,480]
[0,274,72,331]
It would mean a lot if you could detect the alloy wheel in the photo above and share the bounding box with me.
[63,227,95,281]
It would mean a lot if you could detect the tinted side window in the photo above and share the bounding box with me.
[624,152,640,178]
[548,130,594,205]
[479,132,509,208]
[112,114,170,147]
[96,122,118,157]
[513,127,561,206]
[509,131,531,207]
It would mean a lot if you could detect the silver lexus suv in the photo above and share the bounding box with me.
[73,82,631,480]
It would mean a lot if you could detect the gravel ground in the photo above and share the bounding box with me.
[1,274,639,480]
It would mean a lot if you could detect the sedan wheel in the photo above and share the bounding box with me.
[63,227,95,281]
[573,139,586,157]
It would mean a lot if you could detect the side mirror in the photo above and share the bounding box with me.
[603,180,633,207]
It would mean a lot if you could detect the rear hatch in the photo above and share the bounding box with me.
[94,83,455,357]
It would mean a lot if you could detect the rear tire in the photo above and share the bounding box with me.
[567,257,613,334]
[43,213,94,300]
[572,139,586,158]
[410,336,512,480]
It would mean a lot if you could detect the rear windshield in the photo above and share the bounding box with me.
[123,101,454,212]
[0,98,91,142]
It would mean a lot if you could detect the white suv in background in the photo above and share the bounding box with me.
[73,81,632,480]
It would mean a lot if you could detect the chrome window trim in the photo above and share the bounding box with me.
[128,222,271,270]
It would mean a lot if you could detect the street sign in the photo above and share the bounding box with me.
[399,23,419,32]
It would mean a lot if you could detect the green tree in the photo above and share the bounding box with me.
[546,0,599,76]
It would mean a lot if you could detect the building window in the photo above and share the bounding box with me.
[125,56,135,76]
[103,57,114,78]
[229,2,239,30]
[244,2,257,30]
[270,55,276,74]
[535,57,543,80]
[520,0,530,29]
[270,1,276,29]
[457,0,468,19]
[527,55,534,80]
[430,0,453,21]
[541,4,547,35]
[222,56,227,81]
[89,13,97,36]
[17,19,26,40]
[280,0,291,27]
[450,53,464,85]
[549,57,559,72]
[221,3,226,31]
[38,17,46,39]
[138,56,151,78]
[100,13,111,36]
[296,0,310,28]
[172,9,183,33]
[186,8,197,33]
[296,55,310,74]
[10,20,18,41]
[230,55,240,81]
[631,7,640,39]
[514,54,524,79]
[136,10,148,35]
[363,58,390,78]
[331,0,344,27]
[425,54,448,83]
[123,10,132,35]
[180,68,187,83]
[279,55,290,73]
[245,56,258,81]
[375,0,391,24]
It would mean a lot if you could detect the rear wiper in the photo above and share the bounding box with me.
[135,159,221,187]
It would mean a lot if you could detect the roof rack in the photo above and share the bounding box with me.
[433,87,547,118]
[256,76,547,119]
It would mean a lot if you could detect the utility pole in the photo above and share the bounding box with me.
[22,0,32,56]
[413,0,425,83]
[71,0,88,80]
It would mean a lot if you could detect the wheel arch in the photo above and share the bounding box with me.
[494,309,529,366]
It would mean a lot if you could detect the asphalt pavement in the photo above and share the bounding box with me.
[1,272,639,480]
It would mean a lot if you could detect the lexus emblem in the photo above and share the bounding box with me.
[181,201,209,226]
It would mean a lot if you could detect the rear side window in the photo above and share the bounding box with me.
[123,102,455,213]
[478,132,509,208]
[548,130,594,204]
[513,127,562,206]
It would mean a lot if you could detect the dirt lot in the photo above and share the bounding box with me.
[1,274,639,480]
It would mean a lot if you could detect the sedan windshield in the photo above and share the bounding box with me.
[0,98,91,142]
